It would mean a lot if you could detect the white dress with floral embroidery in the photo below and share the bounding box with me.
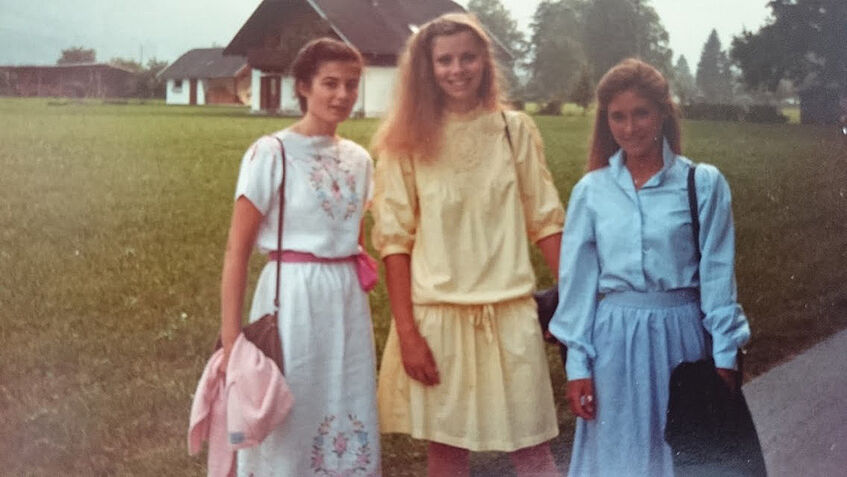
[233,129,381,476]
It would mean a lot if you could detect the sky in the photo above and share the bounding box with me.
[0,0,772,72]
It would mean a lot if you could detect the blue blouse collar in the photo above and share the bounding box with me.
[609,137,677,191]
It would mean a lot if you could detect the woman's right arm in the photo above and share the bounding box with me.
[220,197,263,366]
[548,178,601,419]
[370,155,439,385]
[384,254,439,385]
[219,137,278,367]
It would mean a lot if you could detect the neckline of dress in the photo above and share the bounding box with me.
[282,129,342,146]
[444,105,492,122]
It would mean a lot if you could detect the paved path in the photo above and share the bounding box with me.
[744,328,847,477]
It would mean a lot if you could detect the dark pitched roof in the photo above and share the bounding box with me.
[224,0,465,59]
[158,48,247,80]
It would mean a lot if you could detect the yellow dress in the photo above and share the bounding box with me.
[371,108,565,451]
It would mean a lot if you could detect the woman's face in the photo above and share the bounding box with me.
[606,88,665,159]
[298,60,361,126]
[431,30,485,112]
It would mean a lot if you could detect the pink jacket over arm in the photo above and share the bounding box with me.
[189,334,294,477]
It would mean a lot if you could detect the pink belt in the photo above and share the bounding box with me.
[268,250,379,292]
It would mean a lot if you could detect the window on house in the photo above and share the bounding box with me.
[173,79,183,91]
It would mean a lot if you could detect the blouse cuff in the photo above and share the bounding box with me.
[713,348,739,371]
[565,349,592,380]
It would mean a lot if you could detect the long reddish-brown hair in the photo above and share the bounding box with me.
[588,58,682,171]
[371,13,505,160]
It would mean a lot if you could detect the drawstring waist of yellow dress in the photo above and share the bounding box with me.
[469,303,497,343]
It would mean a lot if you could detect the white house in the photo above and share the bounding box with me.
[159,48,249,106]
[222,0,471,117]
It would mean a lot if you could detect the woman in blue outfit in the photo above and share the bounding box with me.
[548,58,751,477]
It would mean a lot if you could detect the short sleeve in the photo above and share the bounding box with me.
[370,154,418,257]
[507,111,565,243]
[365,155,375,206]
[234,136,283,216]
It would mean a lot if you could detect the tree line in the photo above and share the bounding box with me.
[469,0,844,122]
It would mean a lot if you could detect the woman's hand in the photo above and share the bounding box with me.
[716,367,739,393]
[383,253,440,386]
[397,330,440,386]
[567,378,596,420]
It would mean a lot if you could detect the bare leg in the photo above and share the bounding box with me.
[428,441,470,477]
[510,442,559,477]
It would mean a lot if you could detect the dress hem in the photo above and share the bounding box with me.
[379,427,559,453]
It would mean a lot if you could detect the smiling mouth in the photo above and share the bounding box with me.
[446,78,471,88]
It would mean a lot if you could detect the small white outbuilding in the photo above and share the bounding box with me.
[159,48,249,106]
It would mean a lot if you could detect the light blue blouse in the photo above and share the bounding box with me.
[549,140,751,379]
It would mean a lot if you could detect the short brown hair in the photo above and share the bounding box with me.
[588,58,682,171]
[289,37,363,113]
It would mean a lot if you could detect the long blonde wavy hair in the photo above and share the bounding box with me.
[371,12,505,160]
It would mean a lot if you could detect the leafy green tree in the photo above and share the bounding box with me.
[109,57,142,72]
[582,0,672,82]
[468,0,526,57]
[139,58,168,99]
[629,0,673,74]
[569,64,593,114]
[696,29,733,103]
[671,55,697,105]
[526,0,584,101]
[731,0,846,122]
[57,47,96,65]
[468,0,526,94]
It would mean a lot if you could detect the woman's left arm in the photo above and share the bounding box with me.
[537,233,562,278]
[509,112,565,247]
[697,166,751,379]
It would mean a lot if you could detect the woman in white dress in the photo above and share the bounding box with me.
[219,38,381,476]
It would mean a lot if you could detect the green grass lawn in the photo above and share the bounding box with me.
[1,98,846,475]
[782,105,800,124]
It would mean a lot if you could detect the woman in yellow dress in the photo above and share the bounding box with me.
[370,13,564,477]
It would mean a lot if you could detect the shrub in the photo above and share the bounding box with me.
[536,99,563,116]
[683,103,745,121]
[508,99,525,111]
[744,104,788,124]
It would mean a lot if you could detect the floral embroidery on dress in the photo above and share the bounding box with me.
[307,146,360,221]
[310,414,377,476]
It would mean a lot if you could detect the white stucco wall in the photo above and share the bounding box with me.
[361,66,397,117]
[251,69,261,112]
[165,78,206,105]
[248,66,398,118]
[166,78,189,105]
[280,75,299,115]
[197,79,206,105]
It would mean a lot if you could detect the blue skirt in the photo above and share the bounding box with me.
[568,289,708,477]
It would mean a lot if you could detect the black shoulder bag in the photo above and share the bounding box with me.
[664,164,767,477]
